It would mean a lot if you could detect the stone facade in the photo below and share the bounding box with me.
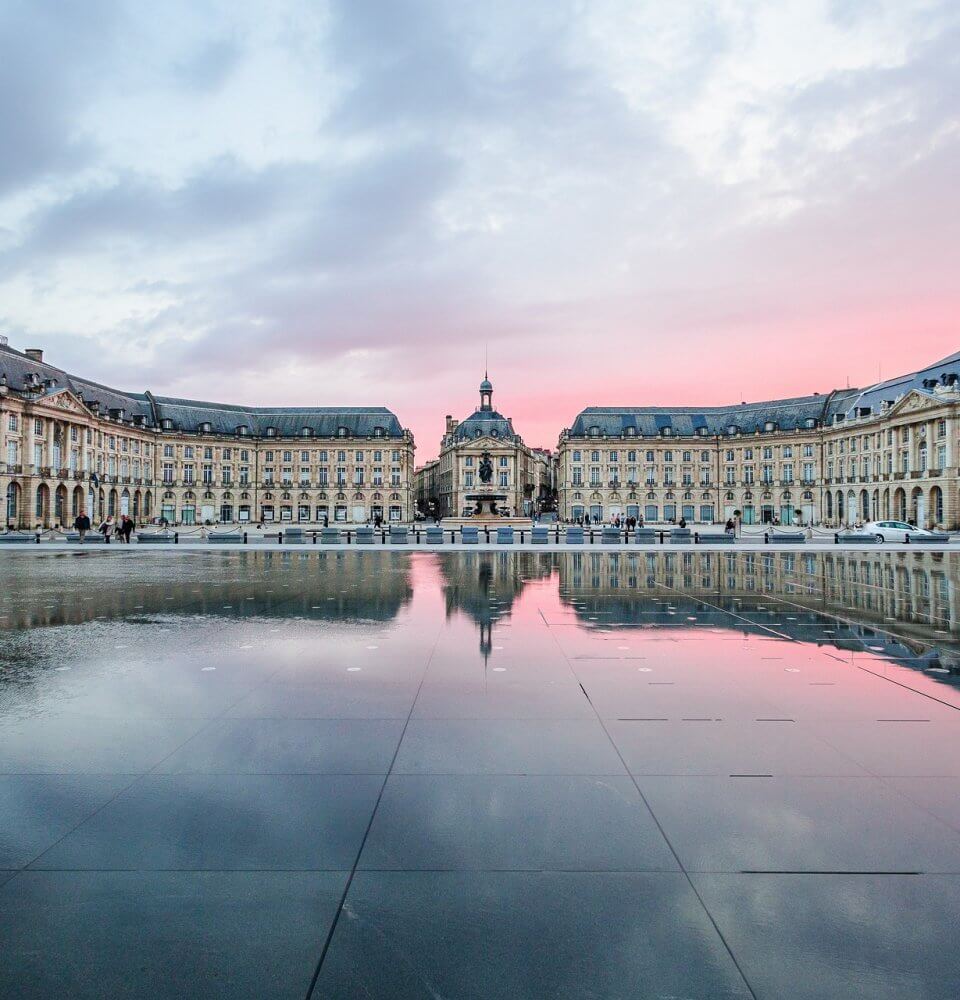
[557,351,960,530]
[428,376,540,518]
[0,343,415,528]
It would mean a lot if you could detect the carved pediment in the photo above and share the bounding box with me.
[36,389,84,413]
[888,389,951,418]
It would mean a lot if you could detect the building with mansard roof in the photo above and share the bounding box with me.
[557,351,960,529]
[0,339,414,528]
[426,375,546,519]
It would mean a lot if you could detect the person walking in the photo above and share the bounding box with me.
[724,517,735,536]
[74,510,91,542]
[121,515,134,543]
[99,515,113,543]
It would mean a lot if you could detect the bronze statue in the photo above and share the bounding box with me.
[478,452,493,484]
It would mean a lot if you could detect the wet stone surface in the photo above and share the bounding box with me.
[1,548,959,998]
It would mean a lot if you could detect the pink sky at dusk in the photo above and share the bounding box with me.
[0,1,957,458]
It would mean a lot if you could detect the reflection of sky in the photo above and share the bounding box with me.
[3,548,960,997]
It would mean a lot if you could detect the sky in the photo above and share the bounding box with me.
[0,0,958,458]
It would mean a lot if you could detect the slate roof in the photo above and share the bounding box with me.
[568,350,960,437]
[451,409,519,442]
[0,342,406,437]
[835,349,960,420]
[568,391,857,437]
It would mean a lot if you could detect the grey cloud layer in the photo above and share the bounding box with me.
[0,0,957,448]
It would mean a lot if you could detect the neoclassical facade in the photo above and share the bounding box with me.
[557,351,960,530]
[428,376,546,518]
[1,341,415,528]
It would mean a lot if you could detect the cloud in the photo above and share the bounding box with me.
[0,0,957,454]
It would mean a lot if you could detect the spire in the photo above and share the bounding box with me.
[479,371,493,411]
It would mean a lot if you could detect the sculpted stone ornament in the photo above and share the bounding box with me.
[478,452,494,484]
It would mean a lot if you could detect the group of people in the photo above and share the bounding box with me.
[72,512,135,543]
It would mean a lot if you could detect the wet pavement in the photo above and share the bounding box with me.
[1,548,959,998]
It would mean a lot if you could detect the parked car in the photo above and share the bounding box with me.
[862,520,938,543]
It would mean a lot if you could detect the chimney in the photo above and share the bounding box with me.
[445,415,458,434]
[24,348,43,363]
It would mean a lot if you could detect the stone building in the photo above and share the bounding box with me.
[0,341,415,528]
[430,375,538,518]
[557,351,960,530]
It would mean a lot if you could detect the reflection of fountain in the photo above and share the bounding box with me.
[439,551,551,662]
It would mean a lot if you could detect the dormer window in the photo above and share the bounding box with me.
[624,426,636,437]
[265,426,277,437]
[661,427,673,437]
[236,425,249,436]
[491,429,498,437]
[803,418,817,429]
[161,418,174,430]
[697,426,709,437]
[199,422,212,433]
[589,425,600,437]
[373,426,384,437]
[337,426,348,438]
[301,427,312,437]
[763,421,776,432]
[726,425,738,436]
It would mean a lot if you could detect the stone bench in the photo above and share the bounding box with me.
[0,533,36,544]
[496,526,515,544]
[836,533,877,544]
[354,526,375,545]
[670,528,692,544]
[320,527,341,544]
[390,526,409,545]
[282,527,306,545]
[766,531,806,544]
[601,526,622,545]
[565,526,584,544]
[531,525,549,544]
[137,533,173,544]
[632,528,657,544]
[461,526,479,544]
[696,533,735,544]
[208,533,244,544]
[425,526,444,544]
[65,532,106,543]
[907,532,950,543]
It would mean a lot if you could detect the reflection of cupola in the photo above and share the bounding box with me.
[479,373,493,412]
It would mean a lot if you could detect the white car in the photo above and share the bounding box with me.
[862,520,937,543]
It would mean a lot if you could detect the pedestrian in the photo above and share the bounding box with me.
[114,518,124,543]
[679,516,687,529]
[99,515,113,543]
[73,510,91,541]
[724,518,735,536]
[121,515,134,543]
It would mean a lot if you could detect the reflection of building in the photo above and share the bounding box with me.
[0,550,413,635]
[438,550,550,660]
[554,549,960,678]
[557,350,960,529]
[427,375,539,518]
[0,342,415,528]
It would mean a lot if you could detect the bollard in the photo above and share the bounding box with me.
[416,530,420,544]
[834,533,839,544]
[520,529,525,544]
[484,527,490,543]
[694,531,700,544]
[904,534,910,544]
[243,531,248,545]
[381,529,386,544]
[175,532,179,544]
[278,531,283,545]
[311,532,316,545]
[555,526,560,542]
[659,530,665,545]
[764,532,769,544]
[589,529,595,545]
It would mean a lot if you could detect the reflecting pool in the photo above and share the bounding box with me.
[1,549,959,999]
